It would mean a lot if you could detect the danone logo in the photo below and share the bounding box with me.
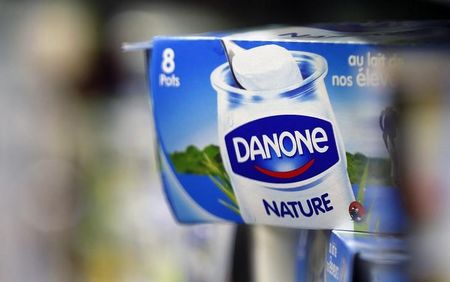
[225,115,339,184]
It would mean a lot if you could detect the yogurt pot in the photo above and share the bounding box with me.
[211,51,355,228]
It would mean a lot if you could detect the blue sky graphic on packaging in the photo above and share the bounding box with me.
[139,23,444,230]
[325,231,409,282]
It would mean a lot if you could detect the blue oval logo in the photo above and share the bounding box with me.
[224,115,339,184]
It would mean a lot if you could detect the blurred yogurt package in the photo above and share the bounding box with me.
[294,230,409,281]
[324,230,409,282]
[127,21,449,231]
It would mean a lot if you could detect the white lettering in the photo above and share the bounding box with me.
[250,136,267,160]
[312,128,329,153]
[232,127,331,161]
[279,132,297,157]
[262,134,282,159]
[295,130,314,154]
[233,137,250,163]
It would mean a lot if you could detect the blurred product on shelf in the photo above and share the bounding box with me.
[324,230,409,282]
[385,50,450,281]
[0,2,236,282]
[294,230,410,282]
[294,230,409,281]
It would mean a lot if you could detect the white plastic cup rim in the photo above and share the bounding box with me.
[211,50,328,98]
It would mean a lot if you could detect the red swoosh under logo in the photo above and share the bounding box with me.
[254,159,315,179]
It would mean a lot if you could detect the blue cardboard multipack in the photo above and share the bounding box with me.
[129,22,448,231]
[325,230,409,282]
[294,230,409,281]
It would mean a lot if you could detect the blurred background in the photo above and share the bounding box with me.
[0,1,449,282]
